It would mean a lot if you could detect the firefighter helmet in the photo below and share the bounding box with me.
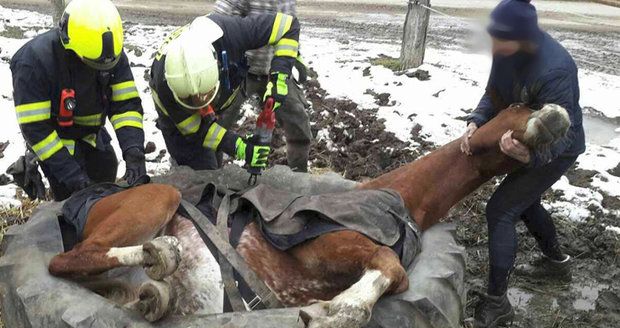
[59,0,124,71]
[164,16,223,110]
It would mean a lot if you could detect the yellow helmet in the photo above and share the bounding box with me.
[59,0,124,70]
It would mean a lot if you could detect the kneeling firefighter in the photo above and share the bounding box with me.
[9,0,146,201]
[150,13,301,171]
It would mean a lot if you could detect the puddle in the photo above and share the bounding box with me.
[583,115,620,146]
[571,282,609,311]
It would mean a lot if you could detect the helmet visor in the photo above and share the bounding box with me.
[173,82,219,111]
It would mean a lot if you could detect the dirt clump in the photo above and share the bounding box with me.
[566,166,598,188]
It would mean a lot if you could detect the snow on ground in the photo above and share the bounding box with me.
[0,6,619,229]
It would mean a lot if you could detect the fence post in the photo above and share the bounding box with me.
[51,0,65,26]
[400,0,431,70]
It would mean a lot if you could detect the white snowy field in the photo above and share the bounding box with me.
[0,6,618,228]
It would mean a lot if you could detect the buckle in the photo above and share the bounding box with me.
[247,295,262,310]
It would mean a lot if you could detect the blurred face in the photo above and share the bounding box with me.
[491,37,521,57]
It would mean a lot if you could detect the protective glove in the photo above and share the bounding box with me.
[123,147,146,186]
[263,72,289,111]
[294,54,308,83]
[235,137,270,169]
[65,173,92,194]
[6,150,46,200]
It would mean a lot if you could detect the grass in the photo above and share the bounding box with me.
[0,25,26,39]
[369,55,402,72]
[0,191,38,244]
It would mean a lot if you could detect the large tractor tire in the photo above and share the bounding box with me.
[0,165,465,328]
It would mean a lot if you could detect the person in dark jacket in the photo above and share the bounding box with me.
[214,0,312,173]
[10,0,146,201]
[150,13,301,171]
[459,0,586,327]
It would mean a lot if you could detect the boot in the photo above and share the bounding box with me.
[473,291,514,328]
[514,254,571,279]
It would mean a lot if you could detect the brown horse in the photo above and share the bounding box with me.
[47,104,570,327]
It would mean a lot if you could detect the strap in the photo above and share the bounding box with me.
[216,193,246,312]
[180,199,283,309]
[52,38,73,94]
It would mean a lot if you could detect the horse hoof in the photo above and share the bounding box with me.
[300,301,329,325]
[143,236,182,281]
[524,104,570,148]
[136,280,175,322]
[304,300,370,328]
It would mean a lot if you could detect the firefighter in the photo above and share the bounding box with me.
[214,0,312,173]
[150,13,301,172]
[10,0,146,201]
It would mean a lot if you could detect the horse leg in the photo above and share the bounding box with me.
[48,184,182,279]
[295,231,408,328]
[126,214,225,322]
[162,214,224,316]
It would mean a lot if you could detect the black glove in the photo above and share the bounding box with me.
[294,53,308,83]
[6,150,46,200]
[123,147,146,186]
[65,173,92,194]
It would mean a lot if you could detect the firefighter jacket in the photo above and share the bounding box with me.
[150,13,300,158]
[10,28,145,183]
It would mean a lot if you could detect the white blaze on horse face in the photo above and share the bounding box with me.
[106,245,145,266]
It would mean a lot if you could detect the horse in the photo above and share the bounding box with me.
[47,103,570,327]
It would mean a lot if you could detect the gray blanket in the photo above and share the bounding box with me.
[223,184,421,268]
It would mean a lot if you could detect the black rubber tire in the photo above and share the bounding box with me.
[0,165,465,328]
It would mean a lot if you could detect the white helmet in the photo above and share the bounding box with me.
[164,16,224,110]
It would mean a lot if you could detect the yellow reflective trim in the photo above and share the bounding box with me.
[111,80,140,102]
[274,49,298,58]
[269,14,293,45]
[16,100,52,112]
[32,131,63,161]
[269,13,284,45]
[151,89,170,117]
[203,123,227,150]
[111,81,136,91]
[274,38,299,58]
[73,113,103,126]
[15,100,52,124]
[177,113,201,136]
[220,87,240,110]
[82,134,97,148]
[110,111,143,130]
[282,15,293,36]
[61,139,76,156]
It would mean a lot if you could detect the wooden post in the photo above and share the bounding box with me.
[51,0,65,25]
[400,0,431,70]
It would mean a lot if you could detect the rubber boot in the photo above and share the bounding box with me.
[514,254,571,279]
[515,241,571,279]
[473,291,514,328]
